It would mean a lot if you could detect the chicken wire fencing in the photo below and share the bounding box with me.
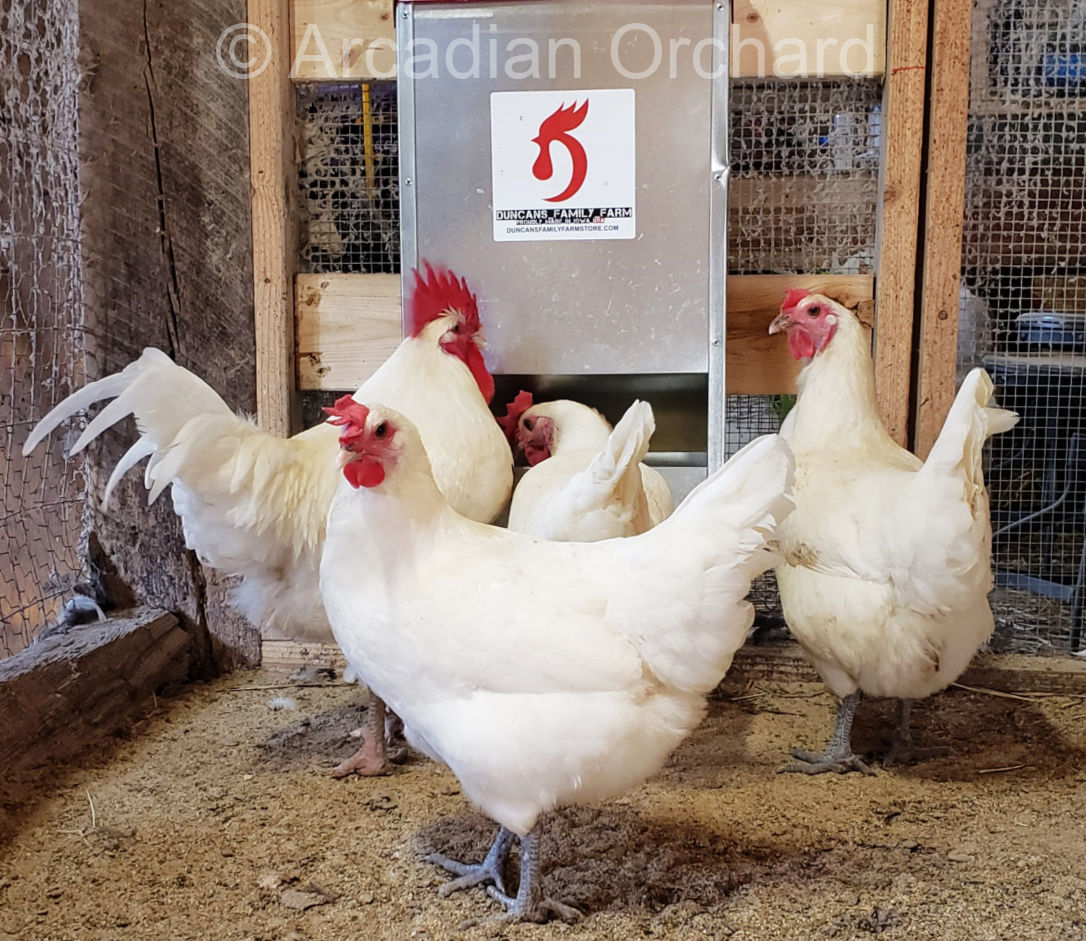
[960,0,1086,653]
[1,0,89,659]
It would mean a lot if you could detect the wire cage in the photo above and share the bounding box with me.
[961,0,1086,652]
[1,0,88,658]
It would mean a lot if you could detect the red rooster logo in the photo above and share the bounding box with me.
[532,101,589,203]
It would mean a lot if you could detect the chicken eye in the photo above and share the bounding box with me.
[374,422,388,439]
[452,323,462,334]
[523,418,534,432]
[808,305,822,317]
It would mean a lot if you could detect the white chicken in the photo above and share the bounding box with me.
[318,397,793,921]
[768,289,1017,774]
[500,392,673,541]
[23,263,513,776]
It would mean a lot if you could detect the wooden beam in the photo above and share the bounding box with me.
[295,272,874,395]
[249,0,297,436]
[288,0,885,82]
[874,0,929,446]
[732,0,886,78]
[291,0,396,80]
[0,609,192,777]
[914,0,972,458]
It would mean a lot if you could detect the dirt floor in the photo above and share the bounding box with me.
[2,668,1085,941]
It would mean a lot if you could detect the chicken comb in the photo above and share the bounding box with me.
[408,261,479,338]
[497,390,534,442]
[781,288,812,310]
[323,395,371,445]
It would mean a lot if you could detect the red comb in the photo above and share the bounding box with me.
[409,261,479,338]
[497,390,534,442]
[323,395,371,446]
[782,288,811,310]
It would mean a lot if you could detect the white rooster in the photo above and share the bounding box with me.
[319,398,793,921]
[23,264,513,776]
[500,392,673,541]
[768,289,1017,774]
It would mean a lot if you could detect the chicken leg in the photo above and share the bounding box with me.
[330,691,395,778]
[485,826,580,923]
[426,827,515,898]
[883,699,948,767]
[781,691,875,775]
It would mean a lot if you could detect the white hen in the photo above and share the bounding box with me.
[23,264,513,776]
[318,398,792,921]
[768,289,1017,773]
[502,394,673,541]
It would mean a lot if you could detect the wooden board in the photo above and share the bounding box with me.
[874,0,929,446]
[0,609,192,777]
[296,273,401,389]
[291,0,396,80]
[289,0,885,81]
[294,272,873,395]
[250,0,298,437]
[914,0,972,458]
[732,0,886,78]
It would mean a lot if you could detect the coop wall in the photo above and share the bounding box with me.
[958,0,1086,652]
[1,0,88,657]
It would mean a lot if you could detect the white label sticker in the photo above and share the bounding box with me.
[490,89,636,242]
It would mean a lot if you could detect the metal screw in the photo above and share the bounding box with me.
[404,178,414,186]
[401,6,409,17]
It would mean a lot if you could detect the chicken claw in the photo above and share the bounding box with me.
[778,691,876,776]
[427,827,514,897]
[484,828,580,924]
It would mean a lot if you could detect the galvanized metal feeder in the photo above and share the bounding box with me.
[398,0,730,495]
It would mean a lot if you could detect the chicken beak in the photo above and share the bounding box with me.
[335,448,355,471]
[473,328,489,351]
[768,312,795,335]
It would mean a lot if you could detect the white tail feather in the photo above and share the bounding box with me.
[103,437,155,509]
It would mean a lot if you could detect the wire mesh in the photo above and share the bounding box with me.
[1,0,88,658]
[298,82,400,275]
[961,0,1086,652]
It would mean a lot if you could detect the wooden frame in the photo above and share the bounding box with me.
[873,0,929,446]
[914,0,973,457]
[248,0,297,436]
[249,0,974,447]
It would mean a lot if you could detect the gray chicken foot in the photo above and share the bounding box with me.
[779,691,876,776]
[427,827,515,898]
[330,690,392,778]
[485,826,581,924]
[882,700,948,767]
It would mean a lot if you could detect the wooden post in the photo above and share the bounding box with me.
[914,0,973,457]
[248,0,297,436]
[875,0,930,446]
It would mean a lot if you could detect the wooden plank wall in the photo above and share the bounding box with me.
[296,273,874,395]
[79,0,261,670]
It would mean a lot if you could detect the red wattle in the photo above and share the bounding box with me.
[343,458,386,489]
[464,344,495,405]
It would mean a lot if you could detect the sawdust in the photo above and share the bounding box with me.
[1,670,1084,940]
